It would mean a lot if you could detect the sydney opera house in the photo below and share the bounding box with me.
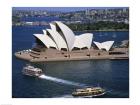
[15,21,128,62]
[34,21,93,51]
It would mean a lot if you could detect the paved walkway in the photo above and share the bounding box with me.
[15,48,129,62]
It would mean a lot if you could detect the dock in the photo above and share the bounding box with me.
[15,48,129,62]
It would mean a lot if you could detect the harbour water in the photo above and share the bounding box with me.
[12,26,129,98]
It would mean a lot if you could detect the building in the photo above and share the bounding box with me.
[15,21,128,62]
[93,41,114,51]
[34,21,93,51]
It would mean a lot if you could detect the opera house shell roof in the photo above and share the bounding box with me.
[34,21,93,51]
[93,41,114,51]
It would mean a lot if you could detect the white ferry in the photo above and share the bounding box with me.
[22,65,43,77]
[72,87,106,97]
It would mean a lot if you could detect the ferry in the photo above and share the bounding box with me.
[22,65,43,77]
[72,87,106,97]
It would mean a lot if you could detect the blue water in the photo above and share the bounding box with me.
[12,26,129,98]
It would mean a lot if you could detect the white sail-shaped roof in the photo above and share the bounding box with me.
[34,21,93,51]
[94,41,114,51]
[34,34,58,49]
[54,21,75,51]
[46,29,68,50]
[50,23,57,31]
[73,33,93,49]
[42,30,47,35]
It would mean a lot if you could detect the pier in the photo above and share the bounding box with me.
[15,48,128,62]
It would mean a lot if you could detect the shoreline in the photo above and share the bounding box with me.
[15,48,129,63]
[74,29,129,32]
[12,25,129,32]
[15,52,129,63]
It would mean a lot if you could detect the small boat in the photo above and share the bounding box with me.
[72,87,106,97]
[22,65,43,77]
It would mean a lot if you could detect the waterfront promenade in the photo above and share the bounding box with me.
[15,48,128,62]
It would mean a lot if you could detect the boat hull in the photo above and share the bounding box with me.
[22,72,42,77]
[72,92,106,97]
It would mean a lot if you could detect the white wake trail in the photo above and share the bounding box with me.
[39,74,87,87]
